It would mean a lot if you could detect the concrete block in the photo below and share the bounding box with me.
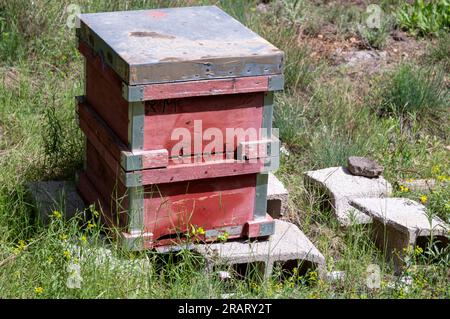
[193,219,325,279]
[267,172,289,219]
[27,181,86,223]
[350,198,449,272]
[304,166,393,226]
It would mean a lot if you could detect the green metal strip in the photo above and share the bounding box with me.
[128,186,144,232]
[128,102,145,151]
[268,74,284,91]
[259,221,275,237]
[254,173,269,219]
[122,171,143,187]
[122,83,144,102]
[120,152,143,171]
[262,92,273,139]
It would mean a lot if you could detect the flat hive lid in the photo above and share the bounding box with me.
[77,6,284,85]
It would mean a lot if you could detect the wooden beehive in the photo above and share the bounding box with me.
[75,6,284,250]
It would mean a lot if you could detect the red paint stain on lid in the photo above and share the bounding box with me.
[147,11,167,19]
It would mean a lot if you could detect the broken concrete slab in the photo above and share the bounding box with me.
[27,181,86,223]
[347,156,383,178]
[267,172,289,219]
[304,166,393,226]
[350,197,449,272]
[193,219,325,279]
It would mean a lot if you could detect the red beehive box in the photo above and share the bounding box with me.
[75,6,284,250]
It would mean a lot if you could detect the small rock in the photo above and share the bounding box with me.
[347,156,383,178]
[256,3,269,13]
[218,271,231,281]
[325,271,346,282]
[280,144,290,157]
[340,50,387,68]
[391,30,407,42]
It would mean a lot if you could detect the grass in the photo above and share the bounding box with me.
[396,0,450,37]
[0,0,449,299]
[376,63,449,119]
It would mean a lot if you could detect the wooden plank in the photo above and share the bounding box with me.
[78,40,123,91]
[85,57,129,145]
[77,99,169,170]
[143,92,264,153]
[143,174,256,241]
[126,158,264,186]
[142,76,269,100]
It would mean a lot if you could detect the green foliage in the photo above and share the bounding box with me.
[423,33,450,71]
[396,0,450,36]
[377,64,449,118]
[358,15,394,50]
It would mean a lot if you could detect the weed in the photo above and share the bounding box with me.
[376,64,449,119]
[396,0,450,37]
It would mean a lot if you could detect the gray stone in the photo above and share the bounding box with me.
[267,172,289,219]
[304,166,393,226]
[347,156,383,178]
[350,198,449,272]
[193,219,325,279]
[391,30,407,42]
[325,270,346,283]
[27,181,86,223]
[336,49,387,68]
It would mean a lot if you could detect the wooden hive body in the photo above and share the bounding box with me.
[75,6,284,249]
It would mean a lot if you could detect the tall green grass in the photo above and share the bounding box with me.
[377,64,449,118]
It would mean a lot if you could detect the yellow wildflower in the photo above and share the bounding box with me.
[437,175,448,182]
[87,221,95,230]
[34,287,44,295]
[196,227,205,235]
[13,240,27,255]
[60,234,68,241]
[52,211,62,219]
[431,165,441,175]
[63,250,71,260]
[414,246,423,256]
[399,185,409,193]
[218,231,229,242]
[420,195,428,204]
[89,204,99,218]
[308,270,318,283]
[80,235,87,244]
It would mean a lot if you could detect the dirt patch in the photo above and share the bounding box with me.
[299,28,429,83]
[2,67,20,91]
